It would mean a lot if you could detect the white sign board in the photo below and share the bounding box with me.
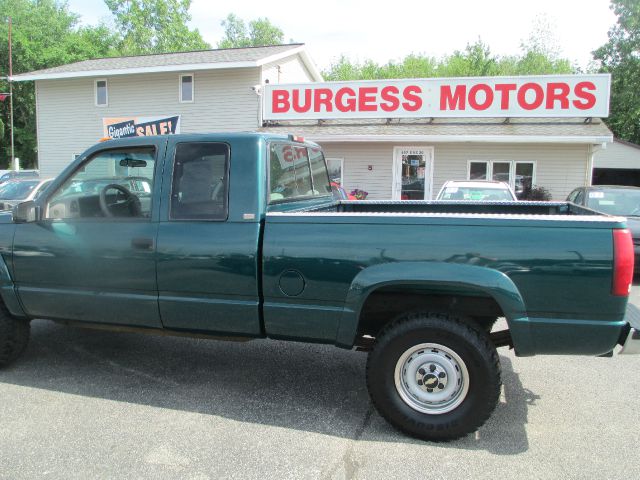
[263,74,611,120]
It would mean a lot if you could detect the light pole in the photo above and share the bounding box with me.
[8,16,14,170]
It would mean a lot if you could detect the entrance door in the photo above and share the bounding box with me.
[392,147,433,200]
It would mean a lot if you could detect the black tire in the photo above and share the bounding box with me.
[473,316,499,333]
[0,303,31,367]
[366,312,501,441]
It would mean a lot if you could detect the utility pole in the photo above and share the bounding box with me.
[8,16,14,169]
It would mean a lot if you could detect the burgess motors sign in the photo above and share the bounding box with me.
[263,74,611,120]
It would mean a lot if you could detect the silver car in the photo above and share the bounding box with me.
[0,178,53,211]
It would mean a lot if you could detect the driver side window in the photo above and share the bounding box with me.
[46,147,156,220]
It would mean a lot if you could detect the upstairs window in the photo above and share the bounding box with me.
[180,74,194,103]
[95,79,108,106]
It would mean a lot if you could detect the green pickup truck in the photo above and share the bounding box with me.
[0,133,638,441]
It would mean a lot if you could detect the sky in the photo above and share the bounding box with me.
[67,0,618,71]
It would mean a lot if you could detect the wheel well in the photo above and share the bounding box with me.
[356,286,505,339]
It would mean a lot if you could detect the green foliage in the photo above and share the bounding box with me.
[520,185,552,201]
[594,0,640,144]
[105,0,209,55]
[323,38,574,81]
[0,0,117,168]
[218,14,285,48]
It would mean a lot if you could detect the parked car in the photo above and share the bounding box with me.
[0,178,53,211]
[567,185,640,265]
[0,170,39,186]
[436,180,517,201]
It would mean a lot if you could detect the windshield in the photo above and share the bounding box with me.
[0,180,40,200]
[438,186,515,201]
[586,189,640,216]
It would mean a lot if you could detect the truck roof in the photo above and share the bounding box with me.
[98,132,320,147]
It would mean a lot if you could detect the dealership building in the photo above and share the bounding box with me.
[12,43,615,200]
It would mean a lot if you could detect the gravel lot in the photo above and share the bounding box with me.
[1,291,639,479]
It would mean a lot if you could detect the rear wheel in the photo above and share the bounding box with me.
[366,312,501,441]
[0,304,30,367]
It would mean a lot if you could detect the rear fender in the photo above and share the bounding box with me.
[335,262,528,349]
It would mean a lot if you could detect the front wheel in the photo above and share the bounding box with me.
[366,312,501,441]
[0,304,30,367]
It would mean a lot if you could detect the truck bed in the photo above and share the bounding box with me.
[334,200,601,216]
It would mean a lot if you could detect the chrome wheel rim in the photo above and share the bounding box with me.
[394,343,469,415]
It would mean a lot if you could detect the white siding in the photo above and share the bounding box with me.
[261,54,314,85]
[36,68,262,176]
[319,142,590,201]
[594,140,640,169]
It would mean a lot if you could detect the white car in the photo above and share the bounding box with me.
[0,178,53,211]
[436,180,517,202]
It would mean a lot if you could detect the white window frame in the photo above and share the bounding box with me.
[179,73,194,103]
[467,160,537,191]
[94,78,108,107]
[325,157,345,187]
[392,146,435,200]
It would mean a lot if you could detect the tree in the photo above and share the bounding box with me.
[105,0,209,55]
[594,0,640,144]
[218,14,285,48]
[0,0,117,168]
[323,37,573,81]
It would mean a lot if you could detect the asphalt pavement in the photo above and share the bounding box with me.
[1,292,639,479]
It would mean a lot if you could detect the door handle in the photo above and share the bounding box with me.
[131,237,154,250]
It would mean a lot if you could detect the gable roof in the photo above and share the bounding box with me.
[614,138,640,150]
[260,117,613,144]
[11,44,323,82]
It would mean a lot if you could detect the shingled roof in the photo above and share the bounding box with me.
[260,117,613,144]
[11,44,322,81]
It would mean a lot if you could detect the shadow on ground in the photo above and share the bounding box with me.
[0,320,534,453]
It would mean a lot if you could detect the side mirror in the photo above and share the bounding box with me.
[13,201,40,223]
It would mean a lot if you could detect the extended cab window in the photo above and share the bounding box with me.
[308,147,332,196]
[269,143,331,202]
[46,147,156,220]
[170,142,229,220]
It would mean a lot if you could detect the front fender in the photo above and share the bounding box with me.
[335,262,529,350]
[0,252,27,318]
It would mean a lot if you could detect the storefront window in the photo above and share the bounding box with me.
[469,162,488,180]
[492,162,511,183]
[468,160,536,199]
[515,162,535,198]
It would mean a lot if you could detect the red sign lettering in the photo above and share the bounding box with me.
[573,81,596,110]
[272,90,289,113]
[380,86,400,112]
[402,86,423,111]
[292,89,312,113]
[468,84,494,111]
[440,85,466,111]
[517,83,544,110]
[495,83,517,109]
